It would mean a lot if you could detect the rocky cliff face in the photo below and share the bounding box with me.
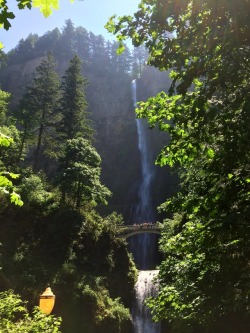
[0,54,177,222]
[87,72,142,217]
[93,67,178,221]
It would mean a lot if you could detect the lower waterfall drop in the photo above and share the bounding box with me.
[133,270,160,333]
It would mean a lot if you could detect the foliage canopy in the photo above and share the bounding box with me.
[0,0,61,29]
[0,89,23,206]
[107,0,250,331]
[0,290,62,333]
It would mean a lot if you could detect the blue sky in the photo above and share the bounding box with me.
[0,0,140,52]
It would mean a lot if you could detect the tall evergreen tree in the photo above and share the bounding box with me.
[16,53,60,171]
[75,26,91,63]
[58,55,93,142]
[55,19,76,63]
[110,41,132,74]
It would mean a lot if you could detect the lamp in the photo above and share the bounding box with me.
[39,287,55,315]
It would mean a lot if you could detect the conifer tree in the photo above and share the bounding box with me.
[58,55,93,142]
[16,53,60,171]
[55,19,76,63]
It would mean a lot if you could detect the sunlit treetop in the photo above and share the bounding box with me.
[106,0,250,95]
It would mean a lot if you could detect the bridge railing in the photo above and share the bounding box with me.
[116,222,162,233]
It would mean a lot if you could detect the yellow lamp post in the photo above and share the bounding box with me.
[39,287,55,315]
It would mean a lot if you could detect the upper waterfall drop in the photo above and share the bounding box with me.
[131,79,155,221]
[132,79,137,108]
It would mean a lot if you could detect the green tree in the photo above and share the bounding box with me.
[7,34,38,64]
[107,1,250,331]
[0,89,11,124]
[0,125,24,169]
[0,132,23,206]
[0,290,61,333]
[0,49,7,68]
[75,26,91,63]
[16,53,60,170]
[36,28,61,57]
[132,45,148,78]
[19,173,57,209]
[0,89,23,206]
[58,55,93,142]
[107,0,249,94]
[0,91,25,168]
[59,138,111,209]
[110,41,132,75]
[55,19,76,63]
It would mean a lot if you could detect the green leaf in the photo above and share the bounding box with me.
[32,0,59,17]
[9,172,20,179]
[206,148,215,159]
[0,175,12,187]
[10,192,24,206]
[153,48,163,56]
[193,206,199,213]
[0,133,13,147]
[116,44,125,55]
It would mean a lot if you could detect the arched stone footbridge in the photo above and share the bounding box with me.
[116,223,162,239]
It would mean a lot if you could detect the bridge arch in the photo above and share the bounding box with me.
[121,229,161,239]
[116,224,161,239]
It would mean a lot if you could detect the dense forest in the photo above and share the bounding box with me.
[0,0,249,333]
[0,19,176,218]
[0,18,175,333]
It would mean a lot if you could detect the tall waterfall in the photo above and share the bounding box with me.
[131,79,155,221]
[130,79,157,269]
[131,79,161,333]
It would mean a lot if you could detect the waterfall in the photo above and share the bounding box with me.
[133,270,160,333]
[130,79,157,269]
[132,79,155,220]
[131,79,161,333]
